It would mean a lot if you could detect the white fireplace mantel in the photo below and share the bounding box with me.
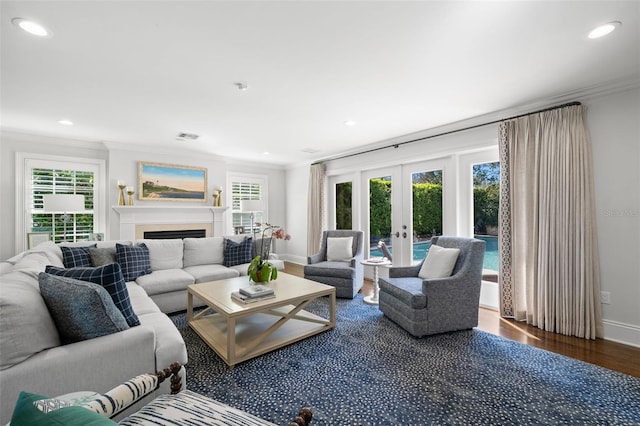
[112,206,229,240]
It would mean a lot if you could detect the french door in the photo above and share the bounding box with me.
[364,159,453,266]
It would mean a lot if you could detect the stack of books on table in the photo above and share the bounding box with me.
[231,284,275,304]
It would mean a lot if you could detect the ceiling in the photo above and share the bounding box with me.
[1,1,638,167]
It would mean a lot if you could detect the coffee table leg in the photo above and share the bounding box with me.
[227,317,236,367]
[187,291,193,321]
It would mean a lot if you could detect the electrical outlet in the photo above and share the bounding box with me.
[600,291,611,304]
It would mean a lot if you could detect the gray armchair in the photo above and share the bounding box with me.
[378,236,485,337]
[304,230,364,298]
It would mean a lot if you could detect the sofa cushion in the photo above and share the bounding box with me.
[326,237,354,261]
[136,269,195,296]
[184,264,240,283]
[45,264,140,327]
[116,243,152,282]
[418,244,460,279]
[61,245,96,268]
[38,273,130,344]
[125,282,161,315]
[137,239,184,271]
[304,261,355,279]
[0,281,61,370]
[89,247,116,267]
[223,237,253,267]
[11,391,117,426]
[183,237,224,267]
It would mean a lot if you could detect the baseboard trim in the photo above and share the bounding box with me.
[602,319,640,348]
[480,280,499,311]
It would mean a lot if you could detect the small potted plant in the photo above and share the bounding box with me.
[248,223,291,283]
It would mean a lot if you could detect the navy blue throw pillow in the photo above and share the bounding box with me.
[61,245,97,268]
[223,237,253,267]
[115,243,151,282]
[44,263,140,327]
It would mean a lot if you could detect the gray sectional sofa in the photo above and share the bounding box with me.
[0,235,283,424]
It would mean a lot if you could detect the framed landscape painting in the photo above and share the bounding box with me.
[138,162,207,202]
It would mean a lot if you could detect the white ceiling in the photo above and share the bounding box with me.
[1,1,638,167]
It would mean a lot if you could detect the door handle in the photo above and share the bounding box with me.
[394,232,400,238]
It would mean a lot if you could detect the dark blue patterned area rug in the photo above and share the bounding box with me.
[170,295,640,425]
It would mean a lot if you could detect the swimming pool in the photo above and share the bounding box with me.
[370,235,499,271]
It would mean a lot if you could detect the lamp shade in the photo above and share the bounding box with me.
[43,194,85,212]
[240,200,265,212]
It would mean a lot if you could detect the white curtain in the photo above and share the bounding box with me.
[307,163,326,256]
[498,105,603,339]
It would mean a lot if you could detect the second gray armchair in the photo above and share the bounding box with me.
[304,230,364,298]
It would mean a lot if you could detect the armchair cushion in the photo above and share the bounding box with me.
[326,237,353,261]
[304,261,355,279]
[418,244,460,279]
[378,277,426,309]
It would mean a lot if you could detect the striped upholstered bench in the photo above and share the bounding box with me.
[10,363,312,426]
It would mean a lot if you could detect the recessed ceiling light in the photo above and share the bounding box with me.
[344,120,356,126]
[588,21,621,39]
[12,18,52,37]
[263,151,270,155]
[57,119,73,126]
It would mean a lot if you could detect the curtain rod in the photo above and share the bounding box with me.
[313,101,582,164]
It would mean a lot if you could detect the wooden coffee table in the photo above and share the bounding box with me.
[187,273,336,367]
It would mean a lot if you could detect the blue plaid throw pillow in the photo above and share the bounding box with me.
[44,263,140,327]
[115,243,152,282]
[223,237,253,267]
[61,245,97,268]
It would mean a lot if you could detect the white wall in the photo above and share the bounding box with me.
[106,147,285,240]
[0,134,287,260]
[284,87,640,346]
[0,132,109,260]
[284,163,311,265]
[586,88,640,346]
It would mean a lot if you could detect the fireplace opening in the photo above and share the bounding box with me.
[143,229,206,240]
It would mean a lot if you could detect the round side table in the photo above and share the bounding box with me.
[361,258,391,305]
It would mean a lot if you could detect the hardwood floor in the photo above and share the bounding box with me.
[284,262,640,378]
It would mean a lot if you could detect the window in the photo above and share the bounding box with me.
[16,153,105,251]
[228,173,268,235]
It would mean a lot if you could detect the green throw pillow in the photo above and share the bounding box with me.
[11,391,117,425]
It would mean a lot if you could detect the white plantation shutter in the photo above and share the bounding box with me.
[17,154,104,250]
[30,167,95,243]
[229,175,267,235]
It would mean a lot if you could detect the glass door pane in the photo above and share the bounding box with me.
[369,175,392,259]
[335,181,352,230]
[473,161,500,275]
[411,169,443,263]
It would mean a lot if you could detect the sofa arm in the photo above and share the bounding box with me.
[0,325,157,423]
[307,253,323,264]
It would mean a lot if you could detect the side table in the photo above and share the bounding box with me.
[361,258,391,305]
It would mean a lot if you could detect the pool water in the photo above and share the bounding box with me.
[370,235,499,271]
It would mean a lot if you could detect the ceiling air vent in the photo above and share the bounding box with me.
[301,148,320,154]
[176,132,199,141]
